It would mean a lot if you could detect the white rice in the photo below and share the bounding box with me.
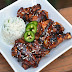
[2,17,26,45]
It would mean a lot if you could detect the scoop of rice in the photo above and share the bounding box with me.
[2,17,26,44]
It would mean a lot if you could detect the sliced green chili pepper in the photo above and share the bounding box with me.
[30,21,38,26]
[26,24,37,34]
[24,31,35,42]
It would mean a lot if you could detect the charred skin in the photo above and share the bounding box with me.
[11,33,71,69]
[11,38,50,69]
[44,33,71,49]
[27,40,50,57]
[39,22,65,42]
[17,4,48,22]
[17,4,41,22]
[17,4,41,18]
[29,10,48,22]
[46,22,64,34]
[35,19,54,39]
[22,10,48,22]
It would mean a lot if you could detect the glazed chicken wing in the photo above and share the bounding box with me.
[44,33,71,49]
[35,19,54,39]
[17,4,48,22]
[12,38,50,69]
[17,4,41,18]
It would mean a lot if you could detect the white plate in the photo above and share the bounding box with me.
[0,0,72,72]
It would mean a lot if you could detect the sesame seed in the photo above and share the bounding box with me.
[19,48,21,50]
[53,34,54,35]
[39,12,40,14]
[17,55,18,57]
[33,14,34,16]
[48,47,50,49]
[41,29,43,30]
[16,50,17,52]
[17,46,19,48]
[39,51,41,53]
[52,40,54,43]
[41,21,42,23]
[35,14,37,16]
[47,30,48,31]
[32,50,34,52]
[19,10,21,13]
[52,43,53,44]
[32,15,34,16]
[51,30,53,32]
[34,40,36,41]
[48,41,49,42]
[16,43,18,44]
[20,47,23,49]
[19,44,21,46]
[36,14,38,16]
[23,50,25,53]
[27,13,29,14]
[55,23,56,24]
[52,25,53,26]
[39,47,40,48]
[23,44,25,45]
[59,34,61,35]
[26,56,28,58]
[32,50,36,52]
[21,43,22,44]
[30,9,31,11]
[35,44,36,45]
[23,57,26,60]
[22,12,24,14]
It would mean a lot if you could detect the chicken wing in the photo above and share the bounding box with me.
[44,33,71,49]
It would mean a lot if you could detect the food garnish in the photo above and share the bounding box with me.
[26,23,37,34]
[24,31,35,42]
[30,21,38,26]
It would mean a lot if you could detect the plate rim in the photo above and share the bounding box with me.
[0,0,72,72]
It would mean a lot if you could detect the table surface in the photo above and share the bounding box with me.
[0,7,72,72]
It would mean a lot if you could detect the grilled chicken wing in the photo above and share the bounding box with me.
[29,10,48,22]
[39,22,64,41]
[17,4,48,22]
[12,38,50,69]
[46,22,64,34]
[44,33,71,49]
[35,19,54,39]
[17,4,41,18]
